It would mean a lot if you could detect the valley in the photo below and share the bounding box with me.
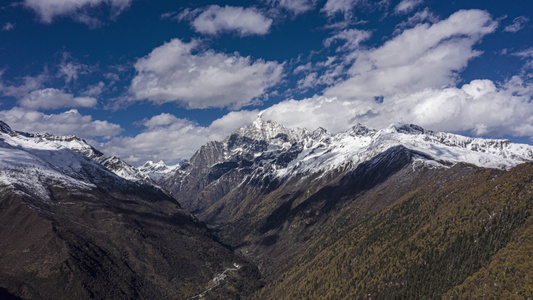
[1,118,533,299]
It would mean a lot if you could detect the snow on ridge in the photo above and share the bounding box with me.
[231,114,307,143]
[206,120,533,180]
[0,120,153,186]
[0,138,96,202]
[138,160,180,181]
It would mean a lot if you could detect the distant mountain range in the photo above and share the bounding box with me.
[1,118,533,299]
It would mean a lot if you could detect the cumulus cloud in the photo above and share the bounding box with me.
[100,111,258,165]
[267,0,317,15]
[0,107,122,138]
[260,74,533,138]
[504,16,529,33]
[394,0,423,14]
[324,9,498,99]
[141,113,182,129]
[18,88,97,110]
[23,0,133,25]
[179,5,272,36]
[104,70,533,165]
[128,38,284,109]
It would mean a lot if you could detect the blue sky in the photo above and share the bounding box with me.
[0,0,532,165]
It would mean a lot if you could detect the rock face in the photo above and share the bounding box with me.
[0,121,261,300]
[158,117,533,285]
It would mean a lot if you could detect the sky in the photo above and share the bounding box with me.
[0,0,532,166]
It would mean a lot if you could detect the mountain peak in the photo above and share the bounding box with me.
[347,123,375,136]
[0,120,13,134]
[387,123,427,135]
[232,115,304,142]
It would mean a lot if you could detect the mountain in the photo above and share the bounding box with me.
[0,121,261,299]
[157,116,533,298]
[0,121,152,184]
[160,117,533,218]
[3,116,533,299]
[138,160,180,181]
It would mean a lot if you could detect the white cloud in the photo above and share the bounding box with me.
[2,22,15,31]
[323,28,372,51]
[504,16,529,33]
[180,5,272,36]
[141,113,182,129]
[19,88,97,110]
[324,9,498,99]
[322,0,362,16]
[104,70,533,165]
[82,81,106,96]
[513,48,533,58]
[100,111,258,165]
[394,0,423,14]
[23,0,133,24]
[128,38,284,109]
[393,8,439,34]
[267,0,317,15]
[260,74,533,138]
[58,57,89,83]
[0,72,48,98]
[322,0,389,17]
[0,107,122,138]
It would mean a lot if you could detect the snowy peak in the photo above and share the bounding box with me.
[0,120,150,183]
[0,121,13,134]
[176,120,533,187]
[387,123,426,135]
[230,115,305,143]
[346,123,376,137]
[138,160,180,181]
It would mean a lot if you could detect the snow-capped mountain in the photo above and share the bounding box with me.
[159,116,533,217]
[156,116,533,293]
[138,160,180,181]
[0,120,259,299]
[0,121,151,184]
[163,116,533,184]
[0,121,159,202]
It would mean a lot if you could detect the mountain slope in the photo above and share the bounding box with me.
[158,117,533,296]
[0,120,152,184]
[258,162,533,299]
[161,118,533,217]
[0,121,261,299]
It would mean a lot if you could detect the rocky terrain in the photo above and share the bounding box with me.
[0,121,261,299]
[2,116,533,299]
[157,117,533,298]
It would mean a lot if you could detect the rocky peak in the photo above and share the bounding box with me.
[388,123,427,135]
[311,127,330,140]
[0,120,13,134]
[346,123,375,136]
[189,140,226,168]
[231,115,304,143]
